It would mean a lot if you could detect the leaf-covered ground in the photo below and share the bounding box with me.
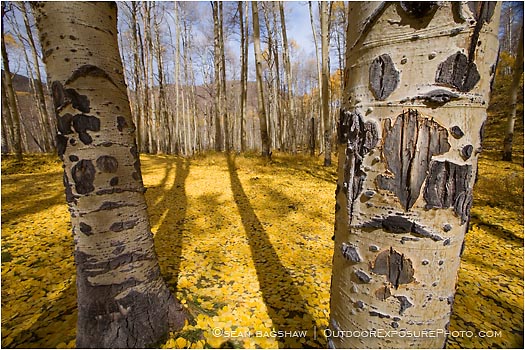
[1,149,523,348]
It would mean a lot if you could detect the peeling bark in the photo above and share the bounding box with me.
[369,54,399,101]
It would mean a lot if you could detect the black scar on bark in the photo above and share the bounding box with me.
[57,134,68,160]
[424,160,473,224]
[435,52,480,92]
[377,109,450,211]
[79,222,93,236]
[341,242,362,263]
[401,89,460,108]
[369,311,391,319]
[396,295,413,315]
[96,155,119,173]
[72,114,101,145]
[51,81,91,113]
[461,145,473,160]
[71,159,96,195]
[450,126,464,139]
[99,201,124,211]
[69,155,79,162]
[117,116,128,132]
[65,64,119,89]
[369,54,399,101]
[338,110,379,217]
[372,248,414,289]
[399,2,438,18]
[63,171,76,204]
[109,219,138,232]
[355,269,371,283]
[359,214,443,241]
[110,177,119,186]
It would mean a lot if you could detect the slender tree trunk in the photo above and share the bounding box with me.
[309,1,323,153]
[1,81,13,153]
[279,2,296,154]
[130,2,143,153]
[33,3,186,347]
[503,23,523,161]
[212,1,223,152]
[329,2,501,348]
[1,4,23,161]
[239,1,247,153]
[219,2,229,152]
[21,2,53,151]
[321,1,331,166]
[252,1,271,158]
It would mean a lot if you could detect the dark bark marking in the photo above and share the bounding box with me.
[79,222,93,236]
[399,2,438,18]
[369,311,390,319]
[355,269,372,283]
[96,155,118,173]
[369,245,380,252]
[69,155,79,162]
[359,214,443,241]
[57,134,68,160]
[63,171,76,204]
[341,242,362,263]
[422,259,429,265]
[450,126,464,139]
[372,248,414,289]
[375,286,391,301]
[468,2,496,23]
[338,109,379,217]
[57,113,74,135]
[355,300,365,309]
[461,145,473,160]
[112,245,125,255]
[117,116,128,132]
[110,219,138,232]
[51,81,91,113]
[99,201,124,211]
[402,89,460,108]
[435,52,480,92]
[102,141,113,147]
[65,64,118,88]
[391,321,399,328]
[424,160,473,224]
[369,54,399,100]
[452,2,466,23]
[72,114,100,145]
[377,109,450,210]
[396,295,413,315]
[71,160,96,195]
[110,177,119,186]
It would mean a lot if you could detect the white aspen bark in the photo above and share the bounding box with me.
[503,23,523,161]
[252,1,271,158]
[32,2,186,347]
[329,2,500,348]
[321,1,331,166]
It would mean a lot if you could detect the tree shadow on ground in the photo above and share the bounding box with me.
[150,157,190,291]
[226,154,324,348]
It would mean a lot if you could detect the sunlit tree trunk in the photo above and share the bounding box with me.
[212,1,223,152]
[239,1,248,152]
[129,2,143,152]
[309,1,323,154]
[321,1,331,166]
[32,2,186,347]
[503,23,523,161]
[252,1,271,158]
[329,2,500,348]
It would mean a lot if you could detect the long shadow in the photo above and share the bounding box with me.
[226,154,324,348]
[149,157,190,291]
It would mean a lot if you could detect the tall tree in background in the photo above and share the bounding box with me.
[503,22,523,161]
[320,1,331,166]
[252,1,271,158]
[1,2,23,161]
[238,1,248,152]
[32,2,186,347]
[329,2,500,348]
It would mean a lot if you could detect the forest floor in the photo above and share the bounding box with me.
[1,120,524,349]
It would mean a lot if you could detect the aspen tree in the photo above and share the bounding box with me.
[329,2,501,348]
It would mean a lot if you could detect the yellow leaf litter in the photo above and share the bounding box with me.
[1,152,523,348]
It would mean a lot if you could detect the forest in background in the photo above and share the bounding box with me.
[3,1,520,160]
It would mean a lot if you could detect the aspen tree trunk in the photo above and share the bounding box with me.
[2,5,23,161]
[32,2,186,347]
[173,2,181,154]
[503,23,523,162]
[252,1,271,158]
[218,2,230,153]
[212,1,223,152]
[1,82,14,153]
[309,1,323,153]
[279,1,296,154]
[21,2,54,151]
[239,1,248,153]
[130,2,143,152]
[329,2,500,348]
[321,1,331,166]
